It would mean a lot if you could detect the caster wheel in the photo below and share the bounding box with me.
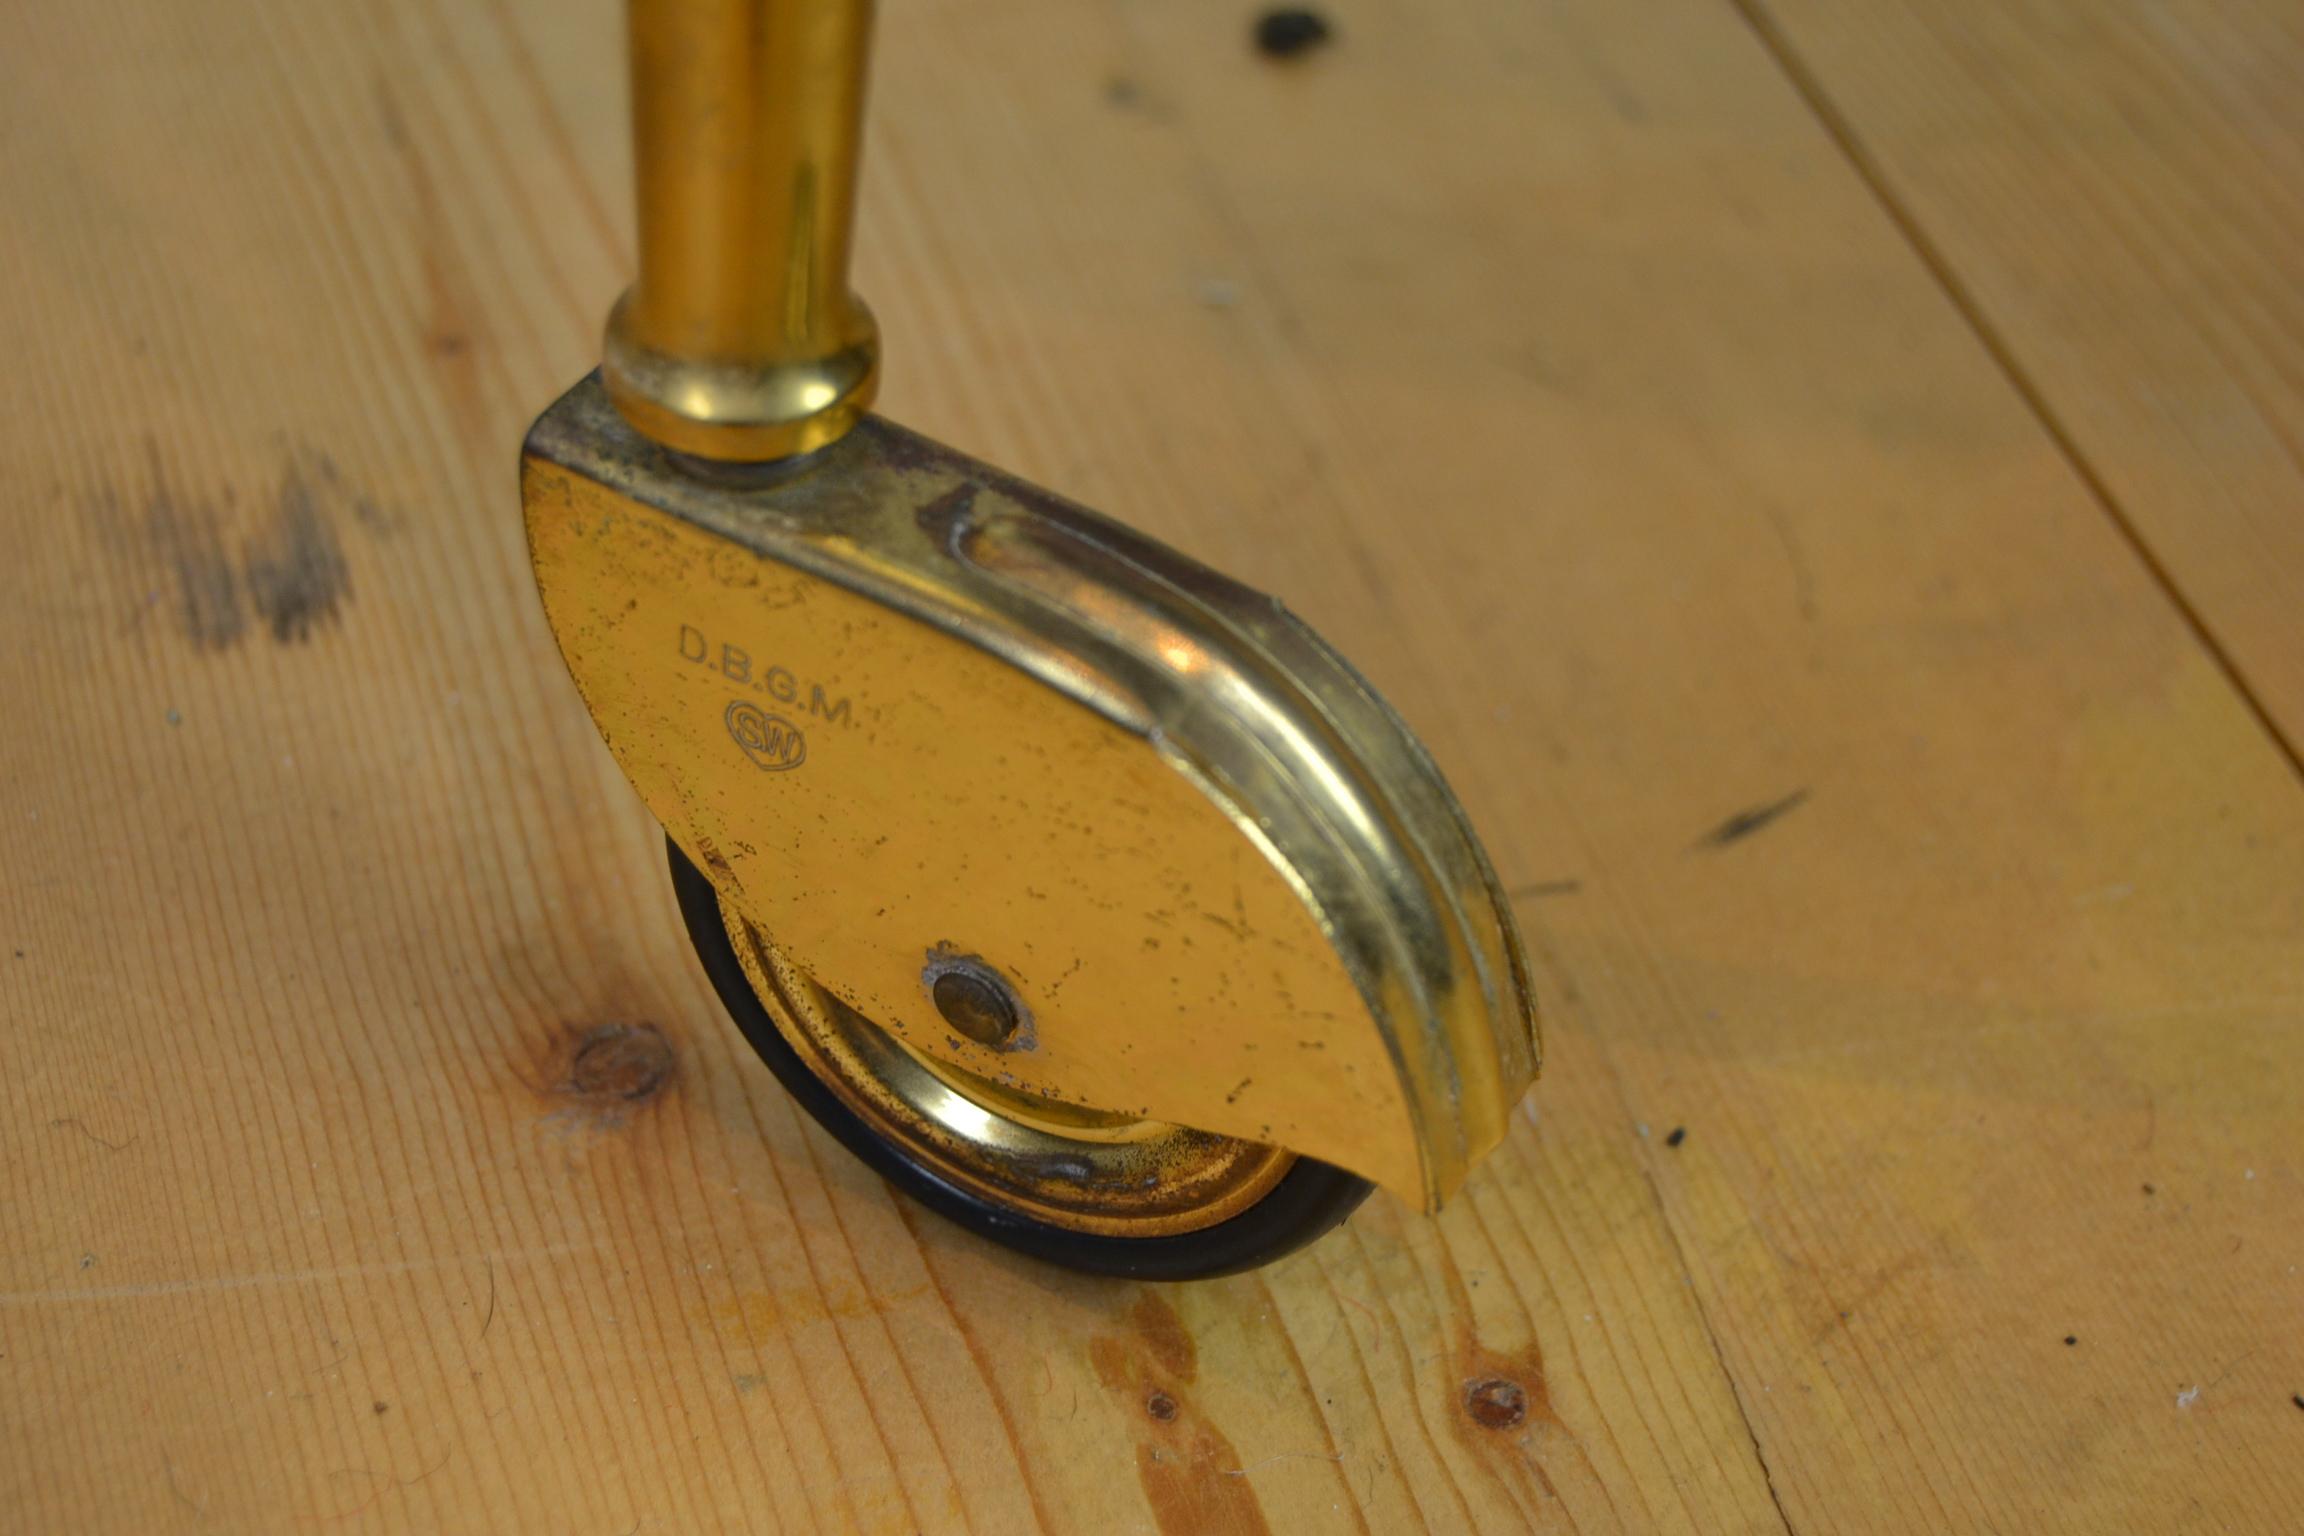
[669,838,1374,1279]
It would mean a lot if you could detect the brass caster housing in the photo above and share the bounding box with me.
[520,0,1538,1277]
[671,841,1374,1278]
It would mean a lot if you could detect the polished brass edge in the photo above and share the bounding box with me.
[609,0,881,461]
[602,289,881,463]
[524,373,1539,1207]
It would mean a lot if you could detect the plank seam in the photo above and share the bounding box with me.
[1726,0,2304,788]
[1630,1156,1801,1535]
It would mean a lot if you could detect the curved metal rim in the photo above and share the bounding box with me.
[668,839,1375,1276]
[712,883,1299,1240]
[530,378,1541,1209]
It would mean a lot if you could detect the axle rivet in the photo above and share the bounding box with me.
[931,965,1021,1048]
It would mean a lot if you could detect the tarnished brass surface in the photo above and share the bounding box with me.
[524,375,1538,1209]
[605,0,879,461]
[721,894,1298,1236]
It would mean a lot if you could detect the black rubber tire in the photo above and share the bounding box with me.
[669,838,1374,1280]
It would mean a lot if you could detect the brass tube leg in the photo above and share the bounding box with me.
[604,0,881,462]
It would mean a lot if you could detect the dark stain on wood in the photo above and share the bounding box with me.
[566,1023,674,1103]
[107,442,374,650]
[1444,1288,1580,1512]
[1694,788,1810,850]
[1130,1294,1199,1383]
[244,458,351,643]
[1465,1377,1526,1429]
[1454,1334,1557,1436]
[1253,7,1334,59]
[1131,1433,1273,1536]
[140,446,245,651]
[1089,1296,1271,1536]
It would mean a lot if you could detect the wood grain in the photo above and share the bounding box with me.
[1733,0,2304,761]
[1,0,2298,1531]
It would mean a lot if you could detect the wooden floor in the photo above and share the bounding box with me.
[4,0,2299,1530]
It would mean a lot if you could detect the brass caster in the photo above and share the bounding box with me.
[520,0,1539,1276]
[670,840,1372,1278]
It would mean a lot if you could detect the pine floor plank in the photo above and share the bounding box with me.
[2,0,2297,1531]
[1736,0,2304,760]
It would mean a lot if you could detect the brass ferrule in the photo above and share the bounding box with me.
[604,0,881,462]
